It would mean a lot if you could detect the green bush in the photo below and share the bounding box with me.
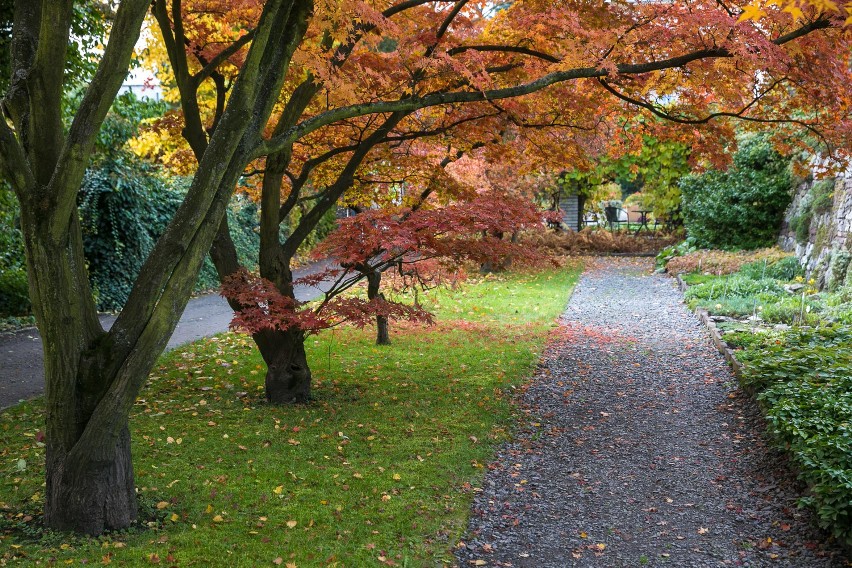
[684,275,782,301]
[655,238,697,269]
[79,156,183,310]
[740,326,852,546]
[0,267,30,316]
[79,160,261,311]
[739,256,803,281]
[680,134,792,250]
[0,183,28,316]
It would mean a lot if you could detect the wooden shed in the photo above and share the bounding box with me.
[558,192,583,231]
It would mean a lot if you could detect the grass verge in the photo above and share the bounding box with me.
[0,264,581,566]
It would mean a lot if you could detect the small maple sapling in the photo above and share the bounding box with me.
[223,190,545,348]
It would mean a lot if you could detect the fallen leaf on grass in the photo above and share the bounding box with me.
[286,520,297,528]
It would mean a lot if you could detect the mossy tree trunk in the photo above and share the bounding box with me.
[0,0,312,534]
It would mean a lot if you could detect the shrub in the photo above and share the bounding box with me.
[680,134,793,250]
[0,183,28,317]
[79,159,262,311]
[655,238,698,269]
[0,267,30,316]
[739,255,803,281]
[685,275,783,300]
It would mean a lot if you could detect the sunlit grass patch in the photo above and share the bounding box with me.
[0,264,581,566]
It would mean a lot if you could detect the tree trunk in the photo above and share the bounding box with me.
[254,328,312,403]
[366,270,390,345]
[44,424,136,534]
[23,211,139,534]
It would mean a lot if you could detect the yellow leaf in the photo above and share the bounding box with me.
[782,3,805,20]
[737,2,767,22]
[273,485,284,495]
[156,501,169,510]
[212,515,224,522]
[170,513,179,522]
[286,563,297,568]
[595,543,606,551]
[286,520,297,528]
[579,531,588,538]
[392,473,401,481]
[287,439,300,446]
[205,504,214,513]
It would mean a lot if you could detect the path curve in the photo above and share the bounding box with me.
[456,257,845,567]
[0,260,335,410]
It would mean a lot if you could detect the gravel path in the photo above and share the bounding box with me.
[456,257,847,567]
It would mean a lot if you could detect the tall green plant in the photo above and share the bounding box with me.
[680,134,792,250]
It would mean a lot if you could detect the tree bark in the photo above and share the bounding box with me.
[366,270,390,345]
[23,209,138,535]
[254,328,312,403]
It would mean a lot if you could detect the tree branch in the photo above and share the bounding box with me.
[48,0,150,240]
[596,77,829,147]
[256,17,834,159]
[447,44,560,63]
[192,29,257,85]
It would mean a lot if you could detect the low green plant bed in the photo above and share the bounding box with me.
[738,326,852,547]
[0,265,581,565]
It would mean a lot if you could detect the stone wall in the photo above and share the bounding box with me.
[779,176,852,290]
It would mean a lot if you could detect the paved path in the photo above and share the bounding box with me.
[0,261,334,410]
[456,257,845,567]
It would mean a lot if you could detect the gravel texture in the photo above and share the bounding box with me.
[456,257,848,567]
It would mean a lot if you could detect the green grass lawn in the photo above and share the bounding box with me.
[0,264,581,566]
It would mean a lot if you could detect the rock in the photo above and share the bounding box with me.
[784,283,805,294]
[709,315,737,323]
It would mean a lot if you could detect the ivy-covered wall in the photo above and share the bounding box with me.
[780,175,852,290]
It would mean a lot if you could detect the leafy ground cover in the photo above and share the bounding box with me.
[667,252,852,548]
[0,264,581,566]
[526,228,680,255]
[737,327,852,548]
